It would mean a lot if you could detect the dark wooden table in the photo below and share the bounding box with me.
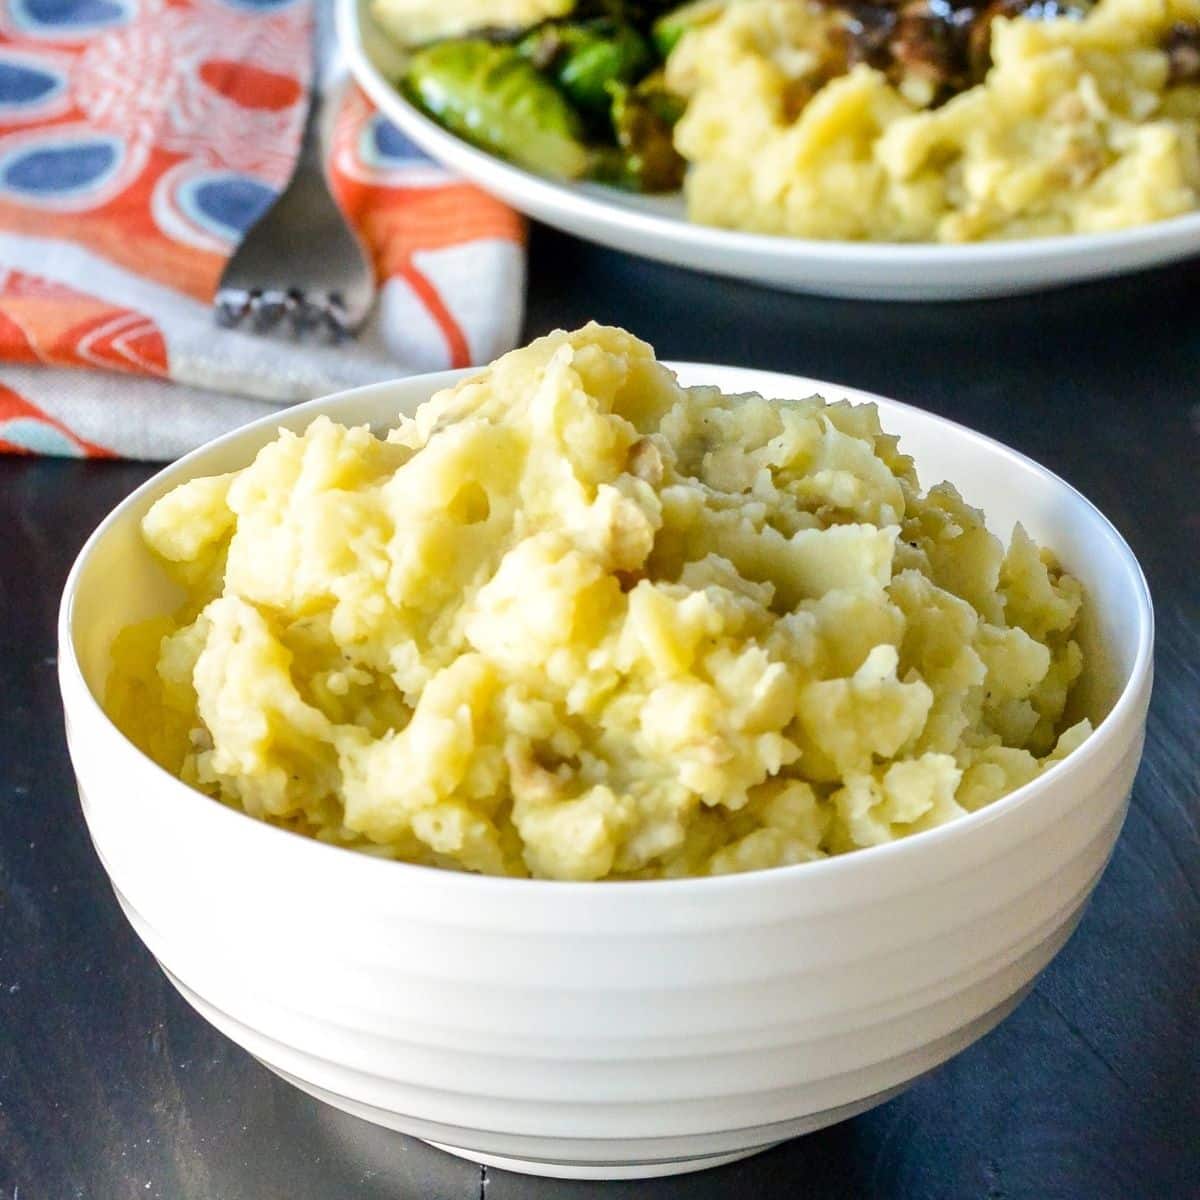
[2,229,1198,1200]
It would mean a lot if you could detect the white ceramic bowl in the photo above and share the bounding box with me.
[59,365,1153,1180]
[338,0,1200,301]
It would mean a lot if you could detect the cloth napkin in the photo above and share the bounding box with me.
[0,0,526,460]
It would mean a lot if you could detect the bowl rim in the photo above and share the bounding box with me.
[57,361,1155,895]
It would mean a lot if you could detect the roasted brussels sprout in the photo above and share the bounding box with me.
[597,75,686,191]
[403,40,591,178]
[518,19,653,114]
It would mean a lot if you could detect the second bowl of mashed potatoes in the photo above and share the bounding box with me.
[108,324,1091,881]
[668,0,1200,242]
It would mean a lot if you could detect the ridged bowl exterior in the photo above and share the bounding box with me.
[58,366,1154,1177]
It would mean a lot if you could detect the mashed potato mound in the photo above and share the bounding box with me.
[372,0,571,49]
[109,325,1089,880]
[666,0,1200,241]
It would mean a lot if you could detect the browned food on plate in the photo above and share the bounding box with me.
[1164,21,1200,83]
[833,0,1091,102]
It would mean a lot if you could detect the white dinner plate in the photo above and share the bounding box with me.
[338,0,1200,300]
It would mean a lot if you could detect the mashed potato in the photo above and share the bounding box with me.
[666,0,1200,241]
[373,0,571,48]
[108,325,1089,880]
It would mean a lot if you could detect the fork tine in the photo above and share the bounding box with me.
[214,287,356,343]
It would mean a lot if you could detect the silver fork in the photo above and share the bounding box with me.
[214,58,375,341]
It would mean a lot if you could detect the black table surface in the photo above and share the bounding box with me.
[2,230,1198,1200]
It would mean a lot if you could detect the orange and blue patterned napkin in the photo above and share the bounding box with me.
[0,0,525,459]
